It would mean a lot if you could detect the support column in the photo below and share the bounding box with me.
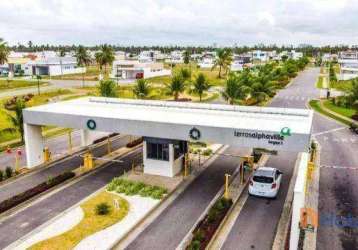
[24,123,44,168]
[80,129,93,147]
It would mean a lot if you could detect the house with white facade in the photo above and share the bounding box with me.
[111,60,171,80]
[139,50,167,62]
[251,50,269,62]
[288,50,303,60]
[25,57,86,76]
[338,51,358,80]
[165,50,184,64]
[198,51,216,68]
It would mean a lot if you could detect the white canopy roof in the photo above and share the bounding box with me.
[24,97,313,152]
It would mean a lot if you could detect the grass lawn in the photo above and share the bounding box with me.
[0,89,75,145]
[29,191,129,250]
[0,79,47,91]
[322,99,355,119]
[316,76,323,88]
[330,80,353,92]
[309,100,351,126]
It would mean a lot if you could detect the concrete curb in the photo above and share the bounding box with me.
[3,147,143,250]
[272,152,304,250]
[176,164,242,250]
[0,143,141,222]
[206,154,270,250]
[303,141,321,250]
[112,144,228,250]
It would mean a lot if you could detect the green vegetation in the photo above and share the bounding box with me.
[193,73,210,102]
[95,202,111,215]
[75,45,92,87]
[98,80,117,97]
[107,178,168,200]
[0,38,10,65]
[167,73,185,100]
[133,79,151,99]
[29,191,129,250]
[323,99,355,119]
[95,44,115,76]
[0,79,46,91]
[316,76,323,89]
[211,48,233,78]
[309,100,351,125]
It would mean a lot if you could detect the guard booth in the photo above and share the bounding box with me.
[22,97,314,176]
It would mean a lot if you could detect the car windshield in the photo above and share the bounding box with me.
[253,176,274,184]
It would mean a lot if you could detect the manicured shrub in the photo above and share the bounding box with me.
[0,170,3,181]
[126,137,143,148]
[188,240,200,250]
[5,167,13,178]
[0,171,75,214]
[95,202,111,215]
[203,148,212,156]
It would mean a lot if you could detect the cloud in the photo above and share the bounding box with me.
[0,0,357,46]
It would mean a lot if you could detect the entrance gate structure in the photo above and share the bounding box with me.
[23,97,313,177]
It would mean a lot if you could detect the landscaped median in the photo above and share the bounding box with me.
[12,177,169,250]
[309,99,357,126]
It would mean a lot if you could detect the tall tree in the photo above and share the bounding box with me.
[167,74,185,100]
[75,45,92,87]
[0,38,10,65]
[183,50,190,64]
[249,75,276,103]
[95,44,115,76]
[58,47,66,79]
[133,79,151,99]
[98,80,117,97]
[193,73,210,101]
[221,72,249,105]
[7,99,26,143]
[211,48,233,78]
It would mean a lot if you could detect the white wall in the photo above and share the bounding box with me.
[142,142,183,177]
[24,124,44,167]
[290,152,309,250]
[49,65,86,76]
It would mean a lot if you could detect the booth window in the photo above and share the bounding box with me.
[147,142,169,161]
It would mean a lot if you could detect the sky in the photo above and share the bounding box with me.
[0,0,357,46]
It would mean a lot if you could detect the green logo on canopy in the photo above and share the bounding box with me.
[87,119,96,130]
[280,127,291,137]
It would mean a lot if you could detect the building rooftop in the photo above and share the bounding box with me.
[24,97,313,135]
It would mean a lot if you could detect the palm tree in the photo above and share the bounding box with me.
[211,48,233,78]
[249,75,276,103]
[133,79,151,99]
[95,44,115,77]
[179,68,191,83]
[193,73,210,101]
[75,45,92,87]
[98,80,117,97]
[58,47,66,79]
[167,74,185,100]
[0,38,10,65]
[221,73,250,105]
[7,99,26,143]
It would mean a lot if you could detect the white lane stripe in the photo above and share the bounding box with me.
[313,127,347,136]
[320,165,358,170]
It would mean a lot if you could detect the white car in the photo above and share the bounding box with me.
[248,167,283,198]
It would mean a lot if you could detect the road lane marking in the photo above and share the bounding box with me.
[320,165,358,170]
[313,127,347,136]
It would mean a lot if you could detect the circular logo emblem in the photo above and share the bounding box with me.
[280,127,291,137]
[189,127,201,140]
[87,119,96,130]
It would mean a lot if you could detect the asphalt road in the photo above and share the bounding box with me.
[221,67,358,250]
[0,135,131,203]
[221,68,321,249]
[125,147,244,250]
[0,130,109,171]
[222,152,297,250]
[0,148,142,249]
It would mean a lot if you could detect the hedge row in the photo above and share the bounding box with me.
[126,137,143,148]
[187,197,232,250]
[0,171,75,214]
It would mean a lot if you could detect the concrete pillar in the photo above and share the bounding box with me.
[80,129,93,147]
[24,123,44,168]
